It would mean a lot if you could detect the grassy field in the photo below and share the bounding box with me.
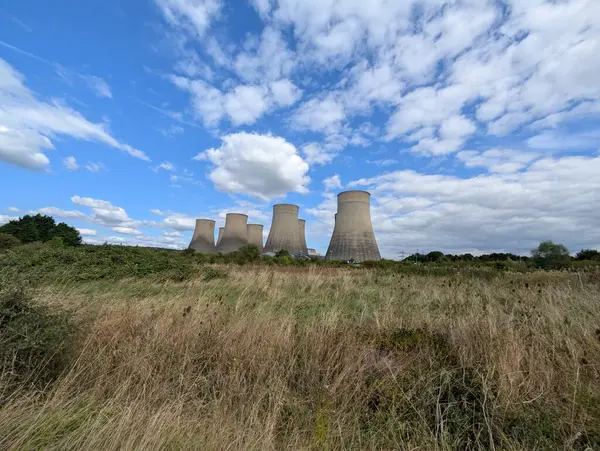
[1,245,600,450]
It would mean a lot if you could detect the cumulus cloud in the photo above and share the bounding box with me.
[112,226,143,236]
[154,161,176,172]
[344,154,600,256]
[168,75,301,127]
[150,209,165,216]
[323,174,342,191]
[155,0,221,37]
[194,132,310,200]
[71,195,138,227]
[63,156,78,170]
[0,58,149,170]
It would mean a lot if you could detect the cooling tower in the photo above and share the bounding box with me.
[264,204,303,255]
[217,213,248,254]
[298,219,308,255]
[216,227,224,247]
[188,219,216,253]
[325,191,381,262]
[246,224,264,252]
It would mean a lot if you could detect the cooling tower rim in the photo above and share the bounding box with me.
[298,218,306,223]
[225,213,248,218]
[247,223,263,226]
[195,218,216,224]
[272,203,299,210]
[337,190,371,198]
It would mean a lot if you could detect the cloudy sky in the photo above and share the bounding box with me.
[1,0,599,257]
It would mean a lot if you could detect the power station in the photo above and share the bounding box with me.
[188,219,216,253]
[216,213,248,254]
[325,190,381,262]
[246,224,264,253]
[186,190,381,261]
[264,204,303,255]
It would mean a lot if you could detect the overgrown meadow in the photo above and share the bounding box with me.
[1,244,599,450]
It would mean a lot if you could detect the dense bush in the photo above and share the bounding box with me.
[531,241,571,269]
[0,233,20,251]
[0,286,76,388]
[0,215,81,246]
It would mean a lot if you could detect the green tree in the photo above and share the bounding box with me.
[426,251,445,262]
[0,232,21,251]
[575,249,600,261]
[0,215,82,246]
[531,241,570,269]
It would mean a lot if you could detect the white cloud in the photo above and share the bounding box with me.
[150,209,165,216]
[302,142,338,166]
[63,156,78,170]
[71,195,137,227]
[0,58,149,170]
[169,75,301,127]
[79,75,113,99]
[162,213,196,231]
[323,174,342,191]
[164,230,183,237]
[155,0,221,37]
[269,79,302,107]
[7,207,20,212]
[292,95,345,135]
[194,132,310,200]
[85,162,106,172]
[154,161,176,172]
[0,214,17,225]
[77,228,97,236]
[457,149,540,174]
[112,226,143,236]
[366,159,398,167]
[31,207,87,219]
[345,154,600,255]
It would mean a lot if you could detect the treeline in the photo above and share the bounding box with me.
[0,214,81,248]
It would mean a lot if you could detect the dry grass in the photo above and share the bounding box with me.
[1,266,600,450]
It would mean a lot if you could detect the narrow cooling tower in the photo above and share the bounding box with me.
[264,204,303,255]
[188,219,216,253]
[217,213,248,254]
[298,219,308,255]
[216,227,224,247]
[325,191,381,262]
[246,224,264,252]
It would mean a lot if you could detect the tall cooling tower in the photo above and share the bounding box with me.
[264,204,303,255]
[216,227,224,247]
[298,219,308,255]
[188,219,216,253]
[246,224,264,252]
[217,213,248,254]
[325,191,381,262]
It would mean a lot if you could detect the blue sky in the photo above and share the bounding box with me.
[1,0,599,257]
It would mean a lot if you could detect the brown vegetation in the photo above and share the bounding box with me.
[1,264,600,449]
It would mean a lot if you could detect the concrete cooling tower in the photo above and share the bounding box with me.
[188,219,216,253]
[298,219,308,255]
[216,213,248,254]
[246,224,264,252]
[325,191,381,262]
[216,227,224,247]
[264,204,303,255]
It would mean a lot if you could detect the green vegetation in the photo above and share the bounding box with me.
[0,232,21,251]
[1,241,599,450]
[0,214,81,246]
[531,240,571,269]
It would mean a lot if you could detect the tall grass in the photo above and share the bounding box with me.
[1,261,600,449]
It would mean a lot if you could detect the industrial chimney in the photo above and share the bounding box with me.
[325,191,381,262]
[264,204,303,255]
[217,213,248,254]
[216,227,224,247]
[188,219,216,253]
[247,224,264,252]
[298,219,308,255]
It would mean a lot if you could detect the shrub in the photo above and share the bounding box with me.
[0,232,21,251]
[531,241,570,269]
[0,286,76,387]
[275,249,291,258]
